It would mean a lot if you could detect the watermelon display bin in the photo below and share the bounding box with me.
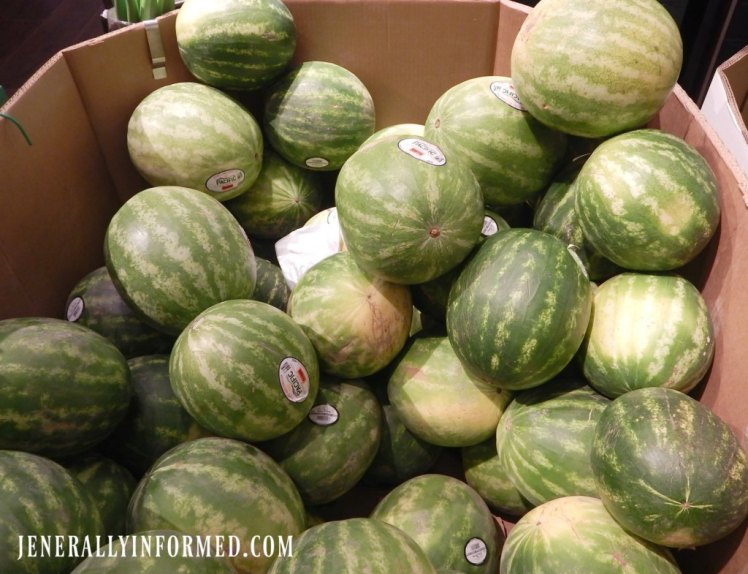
[2,0,748,572]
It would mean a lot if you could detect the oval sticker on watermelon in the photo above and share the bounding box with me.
[279,357,310,402]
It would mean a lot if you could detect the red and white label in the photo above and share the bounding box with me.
[464,537,488,565]
[489,81,526,111]
[278,357,311,403]
[308,404,339,426]
[66,297,85,322]
[397,138,446,166]
[206,169,245,193]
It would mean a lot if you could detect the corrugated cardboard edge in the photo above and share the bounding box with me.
[720,45,748,140]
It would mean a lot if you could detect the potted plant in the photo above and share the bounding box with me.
[102,0,181,32]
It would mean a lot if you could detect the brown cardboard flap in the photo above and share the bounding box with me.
[0,55,120,320]
[494,0,530,75]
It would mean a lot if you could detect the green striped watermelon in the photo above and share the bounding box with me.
[0,317,131,459]
[267,517,436,573]
[287,251,412,378]
[371,474,503,573]
[579,272,714,398]
[104,186,256,336]
[263,61,376,171]
[127,83,263,201]
[446,228,592,390]
[127,437,306,574]
[65,454,137,536]
[424,76,567,206]
[252,257,292,311]
[71,530,234,573]
[335,134,484,284]
[0,450,104,573]
[591,387,748,548]
[101,354,212,478]
[225,147,324,240]
[169,299,319,442]
[462,438,534,517]
[495,378,610,506]
[500,496,680,573]
[65,266,175,358]
[258,377,382,506]
[510,0,683,138]
[175,0,296,91]
[574,129,720,271]
[388,334,513,447]
[358,123,425,151]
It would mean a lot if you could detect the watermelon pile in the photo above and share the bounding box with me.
[2,0,745,572]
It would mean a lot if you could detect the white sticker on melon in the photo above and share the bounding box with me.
[305,157,329,169]
[205,169,245,193]
[481,216,499,237]
[489,81,527,111]
[308,404,339,426]
[66,296,85,322]
[278,357,311,403]
[464,537,488,566]
[398,138,446,166]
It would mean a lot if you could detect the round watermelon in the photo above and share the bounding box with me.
[388,334,513,447]
[575,129,720,271]
[579,272,714,398]
[371,474,503,573]
[287,251,412,378]
[100,354,212,478]
[263,61,376,171]
[127,437,306,574]
[336,134,484,284]
[259,377,382,505]
[511,0,683,138]
[358,122,425,151]
[175,0,296,91]
[0,317,131,459]
[105,186,257,336]
[252,257,292,311]
[446,228,592,390]
[169,299,319,442]
[225,147,324,240]
[591,387,748,548]
[495,378,610,506]
[127,82,263,200]
[424,76,567,206]
[65,266,175,358]
[267,517,437,573]
[500,496,680,573]
[0,450,104,573]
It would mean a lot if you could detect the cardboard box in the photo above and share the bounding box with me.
[702,44,748,178]
[1,0,748,570]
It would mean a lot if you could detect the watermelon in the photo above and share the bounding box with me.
[65,266,175,358]
[579,272,714,398]
[225,147,325,240]
[252,257,292,311]
[358,123,425,151]
[127,82,263,201]
[462,438,534,517]
[287,251,412,378]
[65,454,137,536]
[263,61,376,171]
[574,129,720,271]
[104,186,256,336]
[128,437,306,574]
[500,496,680,573]
[0,450,104,573]
[258,377,382,506]
[495,378,610,506]
[388,334,513,447]
[0,317,131,459]
[446,228,592,390]
[335,134,484,284]
[70,530,234,573]
[100,354,212,478]
[510,0,683,138]
[175,0,296,91]
[267,517,436,573]
[532,163,619,281]
[424,76,567,206]
[590,387,748,548]
[371,474,503,573]
[169,299,319,442]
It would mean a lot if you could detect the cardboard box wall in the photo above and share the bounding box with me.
[1,0,748,571]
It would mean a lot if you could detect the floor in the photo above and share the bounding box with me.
[0,0,105,101]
